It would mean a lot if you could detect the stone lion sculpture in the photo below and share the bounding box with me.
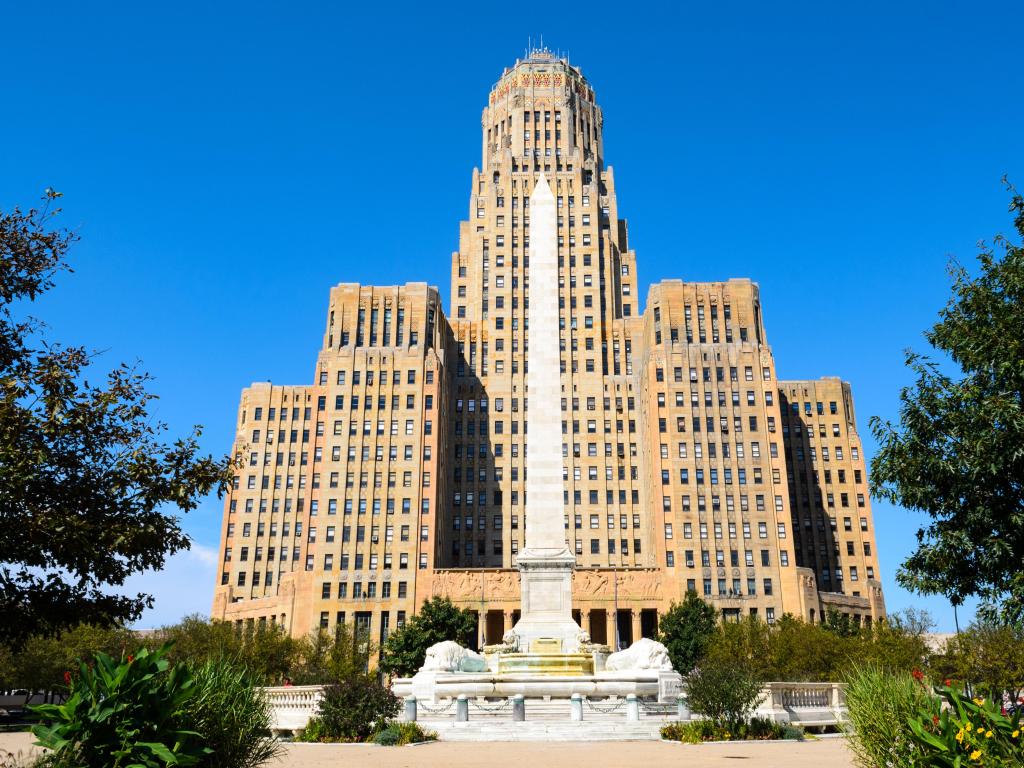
[419,640,487,673]
[605,637,674,672]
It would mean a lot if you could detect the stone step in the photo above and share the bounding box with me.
[421,721,664,742]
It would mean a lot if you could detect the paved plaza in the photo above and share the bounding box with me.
[0,732,855,767]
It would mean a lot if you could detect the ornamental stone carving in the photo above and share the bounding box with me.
[420,641,487,673]
[604,638,674,672]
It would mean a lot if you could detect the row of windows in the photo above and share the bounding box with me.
[662,519,784,539]
[321,580,409,600]
[226,550,432,588]
[250,418,431,443]
[249,406,311,422]
[656,365,771,384]
[324,369,423,386]
[230,496,432,515]
[676,574,775,598]
[229,523,429,545]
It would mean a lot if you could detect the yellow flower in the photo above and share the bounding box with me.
[985,730,992,738]
[973,698,984,705]
[970,750,981,761]
[1013,729,1020,738]
[977,726,984,734]
[956,730,965,743]
[966,721,973,730]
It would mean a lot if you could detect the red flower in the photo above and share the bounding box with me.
[63,671,71,685]
[944,679,952,686]
[933,715,940,726]
[912,668,924,682]
[127,654,134,663]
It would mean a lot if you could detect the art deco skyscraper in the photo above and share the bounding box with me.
[212,50,885,649]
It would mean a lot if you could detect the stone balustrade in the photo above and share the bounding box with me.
[262,685,324,737]
[259,681,848,736]
[755,682,847,726]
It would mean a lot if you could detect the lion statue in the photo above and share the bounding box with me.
[419,640,487,673]
[605,637,674,672]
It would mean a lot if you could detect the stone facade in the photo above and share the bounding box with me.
[211,50,885,649]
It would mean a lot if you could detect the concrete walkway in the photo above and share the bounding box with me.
[0,732,856,767]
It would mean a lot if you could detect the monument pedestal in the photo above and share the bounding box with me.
[508,551,584,654]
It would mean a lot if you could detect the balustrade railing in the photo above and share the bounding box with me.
[258,681,847,734]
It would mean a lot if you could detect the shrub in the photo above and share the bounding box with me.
[31,644,209,767]
[660,717,794,742]
[685,656,764,727]
[371,722,438,745]
[843,666,933,768]
[907,681,1023,767]
[184,658,282,768]
[373,725,401,745]
[389,721,437,745]
[310,675,400,742]
[295,717,325,743]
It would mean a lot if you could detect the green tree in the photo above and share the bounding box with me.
[292,624,375,684]
[0,192,232,646]
[763,615,841,681]
[0,623,136,693]
[685,653,765,728]
[869,184,1024,623]
[656,591,718,673]
[942,620,1024,704]
[154,615,300,684]
[379,597,476,677]
[823,607,860,638]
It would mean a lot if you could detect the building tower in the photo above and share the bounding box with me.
[211,50,885,649]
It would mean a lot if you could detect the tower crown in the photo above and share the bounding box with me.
[482,52,602,173]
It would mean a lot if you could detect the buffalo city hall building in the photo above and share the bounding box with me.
[212,50,886,651]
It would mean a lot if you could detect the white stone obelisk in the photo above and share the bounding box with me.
[510,174,583,654]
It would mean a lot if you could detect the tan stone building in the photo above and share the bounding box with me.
[211,50,885,651]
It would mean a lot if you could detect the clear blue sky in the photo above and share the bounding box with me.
[2,2,1020,631]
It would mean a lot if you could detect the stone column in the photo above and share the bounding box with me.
[570,693,583,721]
[605,610,617,650]
[631,609,642,644]
[626,694,639,722]
[582,609,591,638]
[503,611,514,636]
[403,696,417,722]
[477,611,487,647]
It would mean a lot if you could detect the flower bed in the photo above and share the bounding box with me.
[661,718,804,743]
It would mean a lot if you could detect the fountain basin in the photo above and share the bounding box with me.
[497,652,594,676]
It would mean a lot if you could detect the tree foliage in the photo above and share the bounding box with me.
[685,653,765,728]
[290,623,376,685]
[701,611,931,682]
[0,623,136,693]
[0,192,233,645]
[379,597,476,677]
[938,619,1024,704]
[870,183,1024,623]
[656,591,720,673]
[0,615,381,690]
